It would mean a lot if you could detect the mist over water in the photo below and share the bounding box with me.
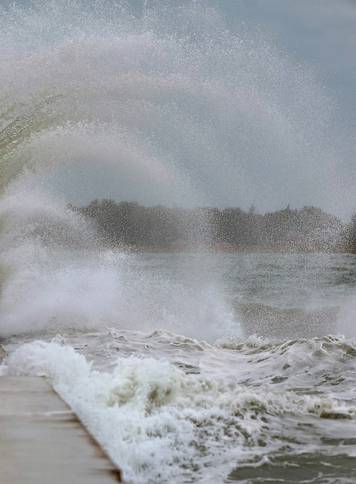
[0,0,348,337]
[2,2,356,483]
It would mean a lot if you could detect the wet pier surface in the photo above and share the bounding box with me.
[0,377,122,483]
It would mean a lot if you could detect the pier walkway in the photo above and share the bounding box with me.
[0,377,122,483]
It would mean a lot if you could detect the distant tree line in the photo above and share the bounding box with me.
[73,199,356,252]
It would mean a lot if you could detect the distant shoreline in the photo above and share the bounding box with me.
[113,243,353,255]
[75,200,356,254]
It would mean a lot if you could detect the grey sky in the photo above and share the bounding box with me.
[67,1,356,217]
[2,0,356,218]
[218,0,356,121]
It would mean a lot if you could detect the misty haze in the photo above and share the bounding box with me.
[1,1,356,483]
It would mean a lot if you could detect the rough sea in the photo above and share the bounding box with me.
[2,252,356,483]
[1,1,356,482]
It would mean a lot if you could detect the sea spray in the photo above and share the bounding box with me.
[1,3,356,481]
[4,335,356,483]
[0,0,343,337]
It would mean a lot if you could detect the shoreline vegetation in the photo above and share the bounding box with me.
[72,200,356,254]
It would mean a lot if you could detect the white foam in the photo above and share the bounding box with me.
[5,339,356,483]
[0,0,346,338]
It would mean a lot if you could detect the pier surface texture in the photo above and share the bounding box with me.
[0,377,122,483]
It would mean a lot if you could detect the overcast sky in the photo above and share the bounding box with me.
[3,0,356,218]
[219,0,356,121]
[215,0,356,219]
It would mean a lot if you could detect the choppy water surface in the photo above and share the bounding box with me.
[3,252,356,483]
[1,1,356,482]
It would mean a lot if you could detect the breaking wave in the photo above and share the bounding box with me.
[3,333,356,483]
[0,0,343,338]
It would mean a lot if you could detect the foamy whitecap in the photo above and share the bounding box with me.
[5,338,356,483]
[1,2,356,482]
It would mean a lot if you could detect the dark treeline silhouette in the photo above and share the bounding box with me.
[74,199,356,252]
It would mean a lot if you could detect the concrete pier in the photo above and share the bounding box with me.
[0,377,122,483]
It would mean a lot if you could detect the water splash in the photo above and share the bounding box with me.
[0,0,345,337]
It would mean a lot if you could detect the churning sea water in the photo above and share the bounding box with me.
[1,1,356,482]
[3,252,356,483]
